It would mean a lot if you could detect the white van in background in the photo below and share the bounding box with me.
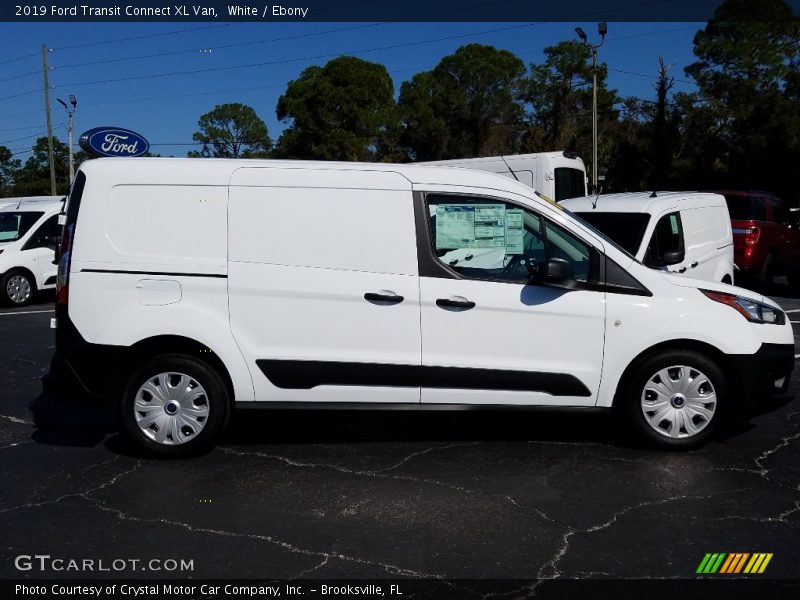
[417,151,588,201]
[561,192,735,284]
[0,196,64,306]
[50,159,792,456]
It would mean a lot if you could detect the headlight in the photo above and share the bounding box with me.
[701,290,785,324]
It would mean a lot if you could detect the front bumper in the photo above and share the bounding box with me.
[730,343,795,414]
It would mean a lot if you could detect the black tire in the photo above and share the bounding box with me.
[120,354,231,457]
[622,349,727,450]
[1,269,36,307]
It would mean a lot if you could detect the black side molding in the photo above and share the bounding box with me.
[256,360,591,397]
[81,269,227,278]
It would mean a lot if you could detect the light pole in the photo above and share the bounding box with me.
[575,22,607,193]
[57,95,77,185]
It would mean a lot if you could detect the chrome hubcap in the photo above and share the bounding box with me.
[134,372,210,445]
[640,365,716,439]
[6,275,31,304]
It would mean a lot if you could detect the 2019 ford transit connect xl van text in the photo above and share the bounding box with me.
[50,158,794,456]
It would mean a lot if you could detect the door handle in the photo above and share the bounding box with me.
[690,262,699,268]
[364,292,404,304]
[436,298,476,310]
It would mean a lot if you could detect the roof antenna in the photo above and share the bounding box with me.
[499,155,520,182]
[650,190,658,198]
[591,184,603,209]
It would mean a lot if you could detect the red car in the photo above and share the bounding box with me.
[719,191,800,286]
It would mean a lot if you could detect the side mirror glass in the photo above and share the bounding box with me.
[658,249,684,266]
[528,258,574,287]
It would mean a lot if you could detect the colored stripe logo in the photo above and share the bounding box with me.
[697,553,773,574]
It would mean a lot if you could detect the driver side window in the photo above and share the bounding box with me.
[426,195,591,283]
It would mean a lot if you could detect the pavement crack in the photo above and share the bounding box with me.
[81,495,442,578]
[0,460,140,516]
[0,440,33,451]
[365,442,481,474]
[533,484,758,589]
[219,446,562,525]
[0,414,33,425]
[291,554,329,579]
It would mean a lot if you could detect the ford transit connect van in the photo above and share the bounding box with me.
[50,159,793,456]
[561,192,735,284]
[0,196,64,306]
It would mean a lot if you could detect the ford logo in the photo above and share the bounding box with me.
[79,127,150,158]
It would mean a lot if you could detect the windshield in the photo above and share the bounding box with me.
[0,211,44,242]
[554,167,586,201]
[723,194,766,221]
[571,212,651,256]
[563,209,639,261]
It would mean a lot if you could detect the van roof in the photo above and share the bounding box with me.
[78,157,539,198]
[559,191,726,214]
[0,196,64,211]
[418,151,584,166]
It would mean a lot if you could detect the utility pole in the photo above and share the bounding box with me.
[575,23,607,194]
[42,44,56,195]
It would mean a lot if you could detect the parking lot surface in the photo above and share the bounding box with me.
[1,288,798,584]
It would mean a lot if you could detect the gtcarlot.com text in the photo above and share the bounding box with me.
[14,555,194,573]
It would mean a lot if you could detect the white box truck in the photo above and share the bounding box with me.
[417,151,588,201]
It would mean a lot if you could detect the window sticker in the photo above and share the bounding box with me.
[505,209,524,254]
[436,204,507,249]
[670,214,679,234]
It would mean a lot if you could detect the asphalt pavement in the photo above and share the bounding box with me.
[0,285,798,588]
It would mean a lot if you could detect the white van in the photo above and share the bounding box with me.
[417,151,588,201]
[50,158,793,456]
[0,196,64,306]
[560,192,735,284]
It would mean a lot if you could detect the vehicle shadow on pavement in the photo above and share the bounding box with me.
[29,392,117,448]
[28,392,783,457]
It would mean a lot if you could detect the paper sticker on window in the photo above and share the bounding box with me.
[505,209,524,254]
[436,204,506,250]
[670,214,679,234]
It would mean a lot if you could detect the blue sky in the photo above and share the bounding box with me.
[0,22,703,159]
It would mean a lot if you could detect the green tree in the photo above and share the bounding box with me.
[681,0,800,199]
[0,146,21,196]
[12,137,72,196]
[524,40,619,172]
[275,56,401,161]
[190,103,271,158]
[399,44,527,161]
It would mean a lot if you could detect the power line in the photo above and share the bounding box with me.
[0,50,40,68]
[55,23,238,51]
[0,127,63,147]
[608,67,697,86]
[53,23,567,89]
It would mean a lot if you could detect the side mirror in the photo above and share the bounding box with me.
[543,257,574,284]
[528,258,574,287]
[659,249,684,266]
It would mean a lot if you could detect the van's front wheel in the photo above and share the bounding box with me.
[121,354,230,457]
[624,350,725,449]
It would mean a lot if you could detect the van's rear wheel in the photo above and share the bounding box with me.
[624,350,725,449]
[1,269,35,307]
[121,354,230,457]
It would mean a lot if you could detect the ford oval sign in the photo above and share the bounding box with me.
[79,127,150,158]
